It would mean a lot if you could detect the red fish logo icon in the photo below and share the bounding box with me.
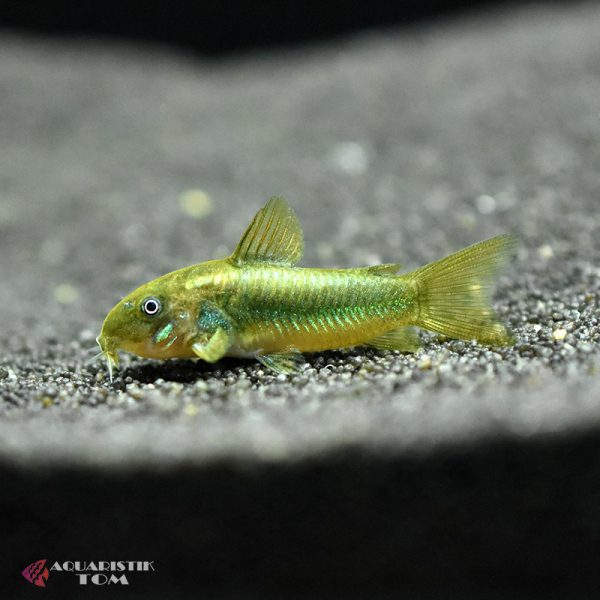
[22,559,49,587]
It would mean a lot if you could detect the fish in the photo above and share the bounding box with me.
[96,196,517,380]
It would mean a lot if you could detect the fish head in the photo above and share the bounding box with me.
[97,277,193,374]
[96,260,231,380]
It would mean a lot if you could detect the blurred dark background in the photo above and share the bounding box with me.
[0,0,580,55]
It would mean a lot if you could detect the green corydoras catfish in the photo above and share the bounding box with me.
[97,196,517,379]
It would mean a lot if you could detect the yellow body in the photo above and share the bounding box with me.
[97,197,517,378]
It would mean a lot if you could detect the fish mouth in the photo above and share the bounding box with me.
[95,335,119,383]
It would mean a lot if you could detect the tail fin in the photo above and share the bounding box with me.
[408,235,518,346]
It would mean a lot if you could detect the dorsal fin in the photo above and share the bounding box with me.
[230,196,304,266]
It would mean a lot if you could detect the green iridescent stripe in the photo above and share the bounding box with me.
[153,322,174,344]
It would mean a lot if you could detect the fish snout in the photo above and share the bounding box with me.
[96,334,119,382]
[97,333,116,356]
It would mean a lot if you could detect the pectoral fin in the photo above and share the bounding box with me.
[230,196,304,266]
[363,327,422,352]
[257,349,305,374]
[191,327,231,363]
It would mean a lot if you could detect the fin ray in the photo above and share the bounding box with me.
[231,197,304,266]
[191,327,231,363]
[348,264,402,277]
[257,349,305,374]
[409,235,518,345]
[363,326,422,352]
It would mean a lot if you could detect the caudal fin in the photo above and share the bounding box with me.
[408,235,518,346]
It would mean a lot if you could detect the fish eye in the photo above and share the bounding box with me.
[141,297,162,317]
